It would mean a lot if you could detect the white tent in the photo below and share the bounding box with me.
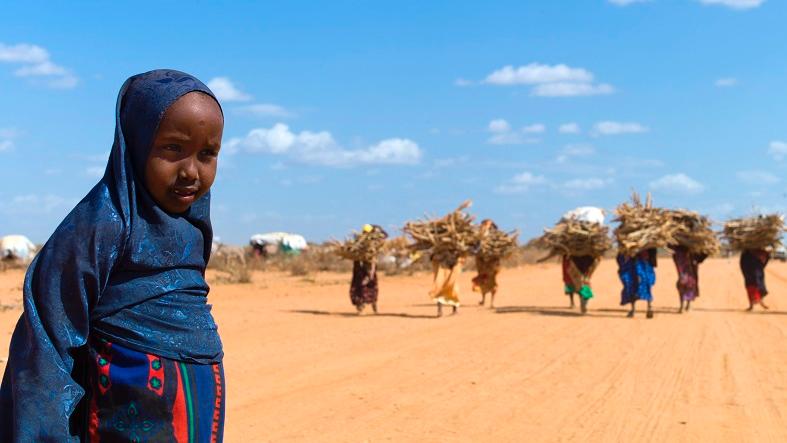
[561,207,605,226]
[1,235,37,262]
[250,232,308,252]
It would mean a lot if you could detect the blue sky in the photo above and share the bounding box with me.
[1,0,786,244]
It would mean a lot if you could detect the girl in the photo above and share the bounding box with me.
[1,70,226,441]
[562,254,601,314]
[350,224,387,314]
[671,245,707,313]
[740,248,770,311]
[618,248,657,318]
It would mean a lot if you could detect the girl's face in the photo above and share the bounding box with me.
[145,92,223,214]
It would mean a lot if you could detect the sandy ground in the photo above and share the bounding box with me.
[2,258,787,442]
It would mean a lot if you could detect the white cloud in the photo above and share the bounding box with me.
[228,123,422,166]
[488,119,511,133]
[532,82,614,97]
[558,123,581,134]
[715,77,738,87]
[592,121,649,135]
[556,144,595,163]
[495,171,547,194]
[236,103,294,118]
[481,63,614,97]
[650,173,704,193]
[523,123,546,134]
[207,77,252,102]
[0,194,77,215]
[736,170,780,185]
[0,43,48,63]
[15,60,66,76]
[563,177,611,190]
[768,140,787,160]
[0,42,77,89]
[487,119,540,145]
[698,0,765,10]
[484,63,593,85]
[454,78,473,87]
[0,140,12,152]
[608,0,651,5]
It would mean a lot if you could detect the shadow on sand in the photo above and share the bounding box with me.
[692,307,787,316]
[494,305,622,318]
[287,309,437,319]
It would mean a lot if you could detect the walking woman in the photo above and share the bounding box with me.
[618,248,657,318]
[740,248,770,311]
[562,255,601,314]
[672,245,707,313]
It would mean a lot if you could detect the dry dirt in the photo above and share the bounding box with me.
[2,258,787,442]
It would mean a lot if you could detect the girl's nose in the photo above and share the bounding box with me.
[178,158,198,180]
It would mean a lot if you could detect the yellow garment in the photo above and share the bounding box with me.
[429,256,465,307]
[362,224,374,233]
[472,257,500,294]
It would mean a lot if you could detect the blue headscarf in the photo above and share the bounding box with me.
[1,69,224,441]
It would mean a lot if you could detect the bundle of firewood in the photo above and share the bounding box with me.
[722,214,784,251]
[614,193,676,256]
[403,200,479,266]
[536,219,611,258]
[330,227,389,262]
[666,209,720,256]
[476,225,519,260]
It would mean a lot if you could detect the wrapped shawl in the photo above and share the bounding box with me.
[0,69,223,441]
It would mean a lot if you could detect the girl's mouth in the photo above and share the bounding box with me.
[172,187,198,203]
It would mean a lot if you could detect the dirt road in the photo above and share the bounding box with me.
[2,258,787,442]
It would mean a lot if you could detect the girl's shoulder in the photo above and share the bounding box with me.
[47,181,129,248]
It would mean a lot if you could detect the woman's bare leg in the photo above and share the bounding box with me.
[627,301,636,317]
[646,301,654,319]
[490,290,496,309]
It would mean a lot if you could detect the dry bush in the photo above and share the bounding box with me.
[0,258,30,273]
[208,247,252,284]
[256,244,353,276]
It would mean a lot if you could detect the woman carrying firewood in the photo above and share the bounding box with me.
[740,248,770,311]
[671,245,707,313]
[472,220,500,308]
[430,251,466,316]
[349,224,387,314]
[562,254,601,314]
[404,201,478,317]
[332,224,388,314]
[618,248,657,318]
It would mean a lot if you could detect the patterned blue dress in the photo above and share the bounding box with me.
[618,250,657,305]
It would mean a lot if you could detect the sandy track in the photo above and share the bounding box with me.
[2,258,787,442]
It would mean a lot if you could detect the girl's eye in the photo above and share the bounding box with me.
[201,149,219,158]
[163,144,181,152]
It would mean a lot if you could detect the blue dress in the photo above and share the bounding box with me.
[1,70,225,442]
[618,250,657,305]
